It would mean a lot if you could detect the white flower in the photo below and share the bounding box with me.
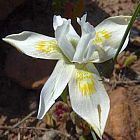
[3,14,130,138]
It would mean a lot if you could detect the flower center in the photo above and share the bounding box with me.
[76,69,96,96]
[36,40,60,53]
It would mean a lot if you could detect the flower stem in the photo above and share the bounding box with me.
[61,86,68,103]
[91,129,98,140]
[114,3,140,61]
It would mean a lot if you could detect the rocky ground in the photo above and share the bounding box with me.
[0,0,140,140]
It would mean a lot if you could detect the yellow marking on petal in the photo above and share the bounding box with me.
[93,29,111,45]
[36,40,60,53]
[76,70,96,96]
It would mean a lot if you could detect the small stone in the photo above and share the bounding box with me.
[39,131,61,140]
[106,87,140,140]
[106,87,132,140]
[0,116,7,125]
[130,36,140,46]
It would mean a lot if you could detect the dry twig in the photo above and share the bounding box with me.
[3,110,37,136]
[12,110,37,128]
[0,125,70,138]
[105,80,140,86]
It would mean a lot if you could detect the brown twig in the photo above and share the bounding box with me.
[3,110,37,135]
[104,79,140,86]
[18,131,20,140]
[1,111,71,138]
[12,110,37,128]
[0,126,70,138]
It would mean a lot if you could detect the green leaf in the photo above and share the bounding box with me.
[91,130,98,140]
[60,86,68,103]
[114,4,140,61]
[79,135,87,140]
[124,55,137,67]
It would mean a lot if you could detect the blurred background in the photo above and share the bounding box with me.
[0,0,140,139]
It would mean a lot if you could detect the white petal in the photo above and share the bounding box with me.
[69,63,110,138]
[37,60,74,119]
[3,31,64,60]
[53,15,80,39]
[92,16,131,62]
[55,20,76,60]
[84,40,96,62]
[53,15,64,30]
[89,46,107,63]
[77,14,95,35]
[73,14,95,63]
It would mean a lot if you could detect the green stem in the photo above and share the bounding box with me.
[61,86,68,103]
[114,3,140,61]
[91,129,98,140]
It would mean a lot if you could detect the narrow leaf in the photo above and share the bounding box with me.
[114,4,140,61]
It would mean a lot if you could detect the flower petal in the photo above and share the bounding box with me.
[55,20,76,61]
[91,16,131,62]
[73,14,95,63]
[3,31,64,60]
[53,15,79,40]
[37,60,74,119]
[89,46,107,63]
[69,63,110,138]
[53,15,64,30]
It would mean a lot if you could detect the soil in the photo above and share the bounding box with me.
[0,0,140,140]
